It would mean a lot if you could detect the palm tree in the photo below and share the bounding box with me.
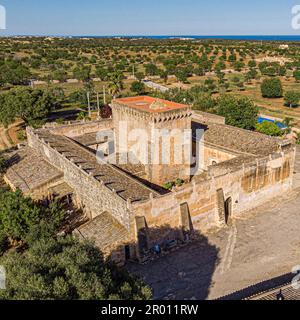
[108,71,124,98]
[282,117,295,134]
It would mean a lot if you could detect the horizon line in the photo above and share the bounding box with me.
[1,34,300,38]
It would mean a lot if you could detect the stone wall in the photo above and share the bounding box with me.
[132,147,295,245]
[25,119,296,263]
[46,119,113,137]
[192,111,226,125]
[27,128,131,229]
[203,144,237,168]
[112,101,192,185]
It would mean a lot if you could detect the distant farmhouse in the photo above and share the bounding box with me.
[279,44,289,50]
[4,96,295,265]
[255,56,292,66]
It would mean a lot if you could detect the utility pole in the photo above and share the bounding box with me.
[97,92,100,118]
[103,85,106,105]
[87,91,91,118]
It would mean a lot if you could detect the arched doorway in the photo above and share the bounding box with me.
[224,197,232,225]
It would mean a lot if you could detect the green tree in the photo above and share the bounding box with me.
[95,66,109,81]
[73,65,91,83]
[192,93,215,112]
[246,69,258,82]
[145,64,159,76]
[159,70,168,84]
[215,95,258,130]
[108,71,124,98]
[256,121,283,137]
[135,72,145,82]
[293,70,300,82]
[261,78,283,98]
[0,94,16,127]
[233,61,245,72]
[0,60,31,86]
[204,79,217,92]
[0,236,152,300]
[0,152,6,174]
[69,89,91,108]
[282,117,295,134]
[175,68,188,83]
[52,69,68,83]
[284,91,300,108]
[0,190,65,244]
[131,81,145,95]
[248,60,257,68]
[0,88,55,127]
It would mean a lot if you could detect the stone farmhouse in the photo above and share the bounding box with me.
[4,96,295,264]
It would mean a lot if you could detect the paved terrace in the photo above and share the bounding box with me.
[35,129,159,203]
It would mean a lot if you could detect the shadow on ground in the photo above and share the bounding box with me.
[125,226,220,300]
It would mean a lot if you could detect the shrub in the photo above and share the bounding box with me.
[175,179,184,187]
[163,182,175,190]
[0,236,152,300]
[261,78,283,98]
[256,121,283,137]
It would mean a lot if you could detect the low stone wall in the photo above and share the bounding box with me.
[46,119,113,138]
[192,111,225,125]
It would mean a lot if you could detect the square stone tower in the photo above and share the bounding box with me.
[111,96,192,186]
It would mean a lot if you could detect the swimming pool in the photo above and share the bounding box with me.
[257,117,287,129]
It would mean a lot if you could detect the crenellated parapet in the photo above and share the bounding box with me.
[112,100,192,124]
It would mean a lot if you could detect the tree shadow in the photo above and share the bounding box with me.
[109,225,220,300]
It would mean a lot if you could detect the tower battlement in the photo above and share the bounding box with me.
[111,96,192,185]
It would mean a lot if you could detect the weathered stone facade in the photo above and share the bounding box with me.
[112,97,193,185]
[4,97,296,265]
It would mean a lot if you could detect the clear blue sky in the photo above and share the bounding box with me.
[0,0,299,36]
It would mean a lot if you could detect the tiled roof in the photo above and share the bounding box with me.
[192,121,285,156]
[248,283,300,300]
[35,130,159,203]
[75,211,129,254]
[5,147,63,193]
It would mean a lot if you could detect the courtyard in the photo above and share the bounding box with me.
[127,146,300,300]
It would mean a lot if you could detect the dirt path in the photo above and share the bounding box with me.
[0,120,24,150]
[0,127,11,150]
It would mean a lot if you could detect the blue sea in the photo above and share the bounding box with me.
[72,35,300,42]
